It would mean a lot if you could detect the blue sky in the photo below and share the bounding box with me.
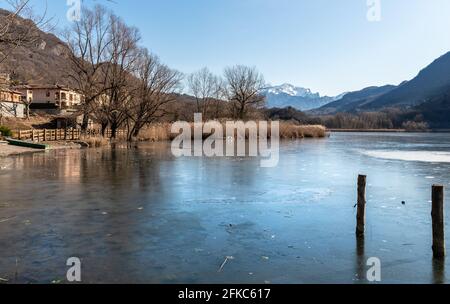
[4,0,450,96]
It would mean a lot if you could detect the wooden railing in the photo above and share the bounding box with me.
[15,129,127,142]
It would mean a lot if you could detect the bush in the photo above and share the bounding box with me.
[0,126,13,138]
[401,121,429,131]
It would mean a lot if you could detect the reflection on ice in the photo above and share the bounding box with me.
[1,133,450,283]
[362,150,450,163]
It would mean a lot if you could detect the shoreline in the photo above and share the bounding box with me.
[328,129,450,133]
[329,129,406,133]
[0,141,82,158]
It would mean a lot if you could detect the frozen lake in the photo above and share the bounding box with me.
[0,132,449,283]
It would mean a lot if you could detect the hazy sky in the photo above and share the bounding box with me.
[4,0,450,96]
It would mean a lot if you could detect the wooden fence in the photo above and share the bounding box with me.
[15,129,127,142]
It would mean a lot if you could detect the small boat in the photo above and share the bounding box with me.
[5,138,50,150]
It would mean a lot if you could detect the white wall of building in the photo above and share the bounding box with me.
[0,101,25,118]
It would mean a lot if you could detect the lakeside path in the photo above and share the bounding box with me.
[0,142,82,158]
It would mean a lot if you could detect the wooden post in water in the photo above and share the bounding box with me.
[356,175,367,237]
[432,185,445,259]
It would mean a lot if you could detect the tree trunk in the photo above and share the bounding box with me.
[127,123,142,142]
[239,102,246,120]
[101,122,108,137]
[26,104,30,120]
[81,113,90,132]
[133,125,141,138]
[110,122,118,139]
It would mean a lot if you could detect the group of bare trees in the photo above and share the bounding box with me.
[61,4,265,140]
[187,65,266,121]
[0,2,267,139]
[64,5,183,140]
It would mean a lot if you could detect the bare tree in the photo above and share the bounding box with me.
[64,5,113,131]
[187,67,223,120]
[101,14,141,138]
[223,65,266,120]
[66,5,141,138]
[126,49,182,140]
[22,92,31,119]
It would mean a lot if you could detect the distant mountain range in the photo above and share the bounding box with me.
[261,84,346,111]
[311,85,397,114]
[312,51,450,122]
[1,8,449,128]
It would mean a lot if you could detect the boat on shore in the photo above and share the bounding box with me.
[5,138,50,150]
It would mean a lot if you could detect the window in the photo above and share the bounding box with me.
[61,93,66,100]
[46,91,50,97]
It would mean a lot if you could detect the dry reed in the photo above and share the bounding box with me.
[138,121,327,141]
[82,137,110,148]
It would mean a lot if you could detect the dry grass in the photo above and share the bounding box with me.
[82,137,110,148]
[138,123,173,141]
[3,117,327,145]
[139,121,327,141]
[0,115,55,130]
[279,124,327,139]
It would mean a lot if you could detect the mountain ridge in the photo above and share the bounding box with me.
[262,83,345,111]
[312,51,450,121]
[0,8,73,86]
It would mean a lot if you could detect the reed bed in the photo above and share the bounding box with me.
[82,137,110,148]
[138,123,173,141]
[138,121,327,141]
[280,124,327,139]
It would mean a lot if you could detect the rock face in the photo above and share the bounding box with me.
[0,9,73,86]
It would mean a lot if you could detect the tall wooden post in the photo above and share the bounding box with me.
[356,175,367,237]
[432,185,445,259]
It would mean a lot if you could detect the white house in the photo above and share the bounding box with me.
[14,85,83,109]
[0,87,25,118]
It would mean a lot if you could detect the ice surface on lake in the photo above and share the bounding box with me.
[2,133,450,284]
[362,150,450,163]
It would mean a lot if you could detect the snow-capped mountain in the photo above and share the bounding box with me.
[261,83,345,111]
[265,83,321,99]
